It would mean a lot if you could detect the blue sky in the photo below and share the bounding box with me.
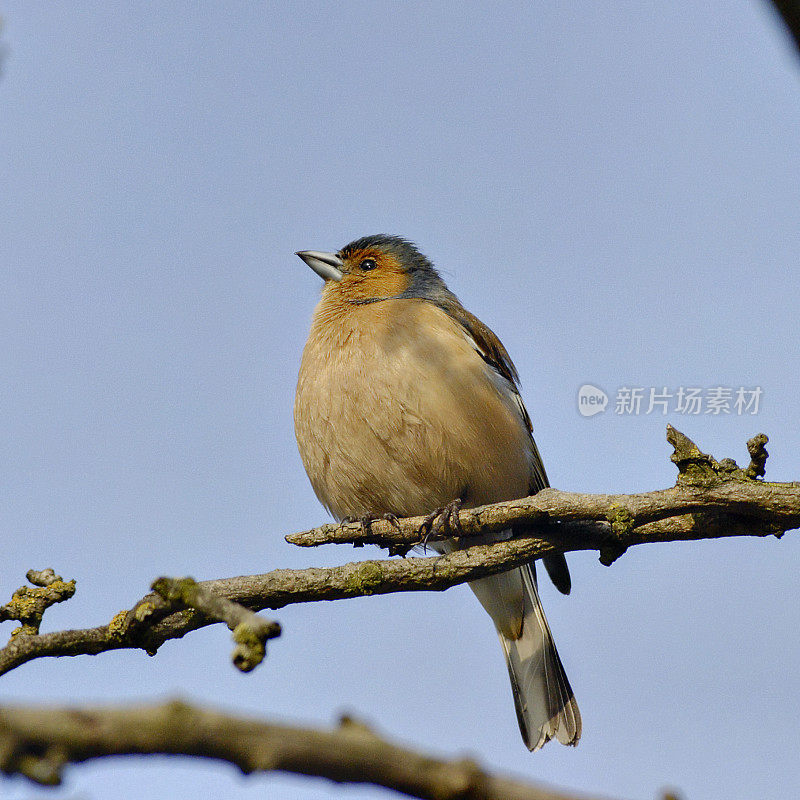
[2,3,799,799]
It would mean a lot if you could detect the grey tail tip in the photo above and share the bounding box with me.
[505,565,582,752]
[520,690,582,752]
[516,679,582,752]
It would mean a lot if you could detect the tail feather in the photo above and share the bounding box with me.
[471,563,581,750]
[502,565,580,749]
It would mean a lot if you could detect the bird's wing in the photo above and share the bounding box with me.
[440,299,571,593]
[440,301,548,492]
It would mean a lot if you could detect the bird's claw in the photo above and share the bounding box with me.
[418,499,463,550]
[381,512,402,532]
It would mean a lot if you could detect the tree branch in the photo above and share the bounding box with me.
[0,699,612,800]
[0,429,796,678]
[0,570,76,637]
[150,576,281,672]
[0,534,603,678]
[287,429,796,561]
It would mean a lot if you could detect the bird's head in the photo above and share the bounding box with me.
[296,234,450,305]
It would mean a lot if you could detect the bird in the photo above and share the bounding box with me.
[293,234,580,751]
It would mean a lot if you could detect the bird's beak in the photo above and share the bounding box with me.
[295,250,344,282]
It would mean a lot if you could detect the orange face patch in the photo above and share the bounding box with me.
[332,247,411,302]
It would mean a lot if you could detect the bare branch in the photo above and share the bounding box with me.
[0,429,796,678]
[151,577,281,672]
[287,429,797,554]
[0,570,76,636]
[0,534,597,678]
[0,699,613,800]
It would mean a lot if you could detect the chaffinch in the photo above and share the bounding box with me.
[294,234,580,751]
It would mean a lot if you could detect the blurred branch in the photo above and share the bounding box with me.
[0,699,610,800]
[769,0,800,54]
[1,428,796,679]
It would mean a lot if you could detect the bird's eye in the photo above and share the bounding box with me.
[359,258,377,271]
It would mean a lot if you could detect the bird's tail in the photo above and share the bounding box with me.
[469,564,581,751]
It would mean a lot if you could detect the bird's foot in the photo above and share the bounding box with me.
[380,512,402,532]
[418,499,463,550]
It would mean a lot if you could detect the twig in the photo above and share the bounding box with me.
[151,577,281,672]
[0,699,613,800]
[0,570,76,637]
[746,433,769,479]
